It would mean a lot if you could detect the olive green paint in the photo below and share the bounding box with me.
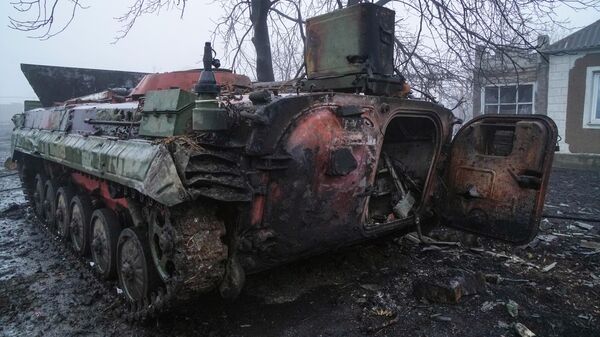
[11,128,188,206]
[24,100,42,112]
[192,99,229,131]
[139,89,196,137]
[305,4,395,79]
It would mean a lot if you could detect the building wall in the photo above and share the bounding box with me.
[471,44,599,155]
[472,69,539,115]
[535,57,549,118]
[565,52,600,154]
[472,52,546,117]
[547,53,584,153]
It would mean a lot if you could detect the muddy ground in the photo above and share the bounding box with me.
[0,122,598,337]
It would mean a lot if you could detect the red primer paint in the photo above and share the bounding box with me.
[71,172,128,210]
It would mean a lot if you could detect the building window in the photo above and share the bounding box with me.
[483,84,534,114]
[583,66,600,128]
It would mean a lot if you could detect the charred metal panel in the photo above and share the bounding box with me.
[240,93,455,271]
[247,94,455,156]
[327,147,358,176]
[440,115,558,244]
[171,142,252,202]
[241,104,378,270]
[21,64,147,107]
[246,94,329,155]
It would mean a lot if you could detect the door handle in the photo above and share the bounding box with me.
[508,170,541,190]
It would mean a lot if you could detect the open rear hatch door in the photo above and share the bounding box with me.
[440,115,558,244]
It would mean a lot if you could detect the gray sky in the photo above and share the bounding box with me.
[0,0,599,105]
[0,0,221,104]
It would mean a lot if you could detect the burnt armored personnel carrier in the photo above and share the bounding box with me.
[9,4,557,319]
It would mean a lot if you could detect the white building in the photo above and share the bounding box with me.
[545,20,600,154]
[473,19,600,159]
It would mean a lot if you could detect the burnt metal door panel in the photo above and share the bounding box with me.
[441,115,557,244]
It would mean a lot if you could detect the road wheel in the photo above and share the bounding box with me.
[17,161,34,200]
[117,227,159,304]
[33,174,47,221]
[148,209,176,282]
[44,180,57,232]
[70,195,93,256]
[55,186,74,240]
[90,208,121,280]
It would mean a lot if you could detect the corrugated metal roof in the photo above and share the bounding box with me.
[545,19,600,54]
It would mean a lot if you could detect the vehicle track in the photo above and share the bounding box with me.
[13,157,229,321]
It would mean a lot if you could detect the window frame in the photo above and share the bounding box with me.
[582,66,600,129]
[481,82,536,115]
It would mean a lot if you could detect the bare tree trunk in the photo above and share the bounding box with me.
[250,0,275,82]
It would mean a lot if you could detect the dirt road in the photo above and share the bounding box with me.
[0,123,598,337]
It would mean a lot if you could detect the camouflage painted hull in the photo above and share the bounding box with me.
[12,128,187,207]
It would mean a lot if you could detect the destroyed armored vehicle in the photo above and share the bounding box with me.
[9,3,557,319]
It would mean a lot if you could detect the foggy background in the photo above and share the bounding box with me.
[0,0,598,123]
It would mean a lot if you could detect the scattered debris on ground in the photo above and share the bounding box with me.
[413,269,485,303]
[514,322,536,337]
[0,124,598,336]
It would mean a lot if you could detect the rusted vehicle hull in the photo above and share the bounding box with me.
[9,87,557,320]
[237,94,455,271]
